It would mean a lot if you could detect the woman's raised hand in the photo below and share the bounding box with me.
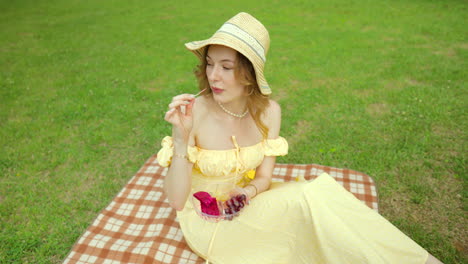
[164,94,196,141]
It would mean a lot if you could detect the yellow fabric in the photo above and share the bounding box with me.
[157,136,288,176]
[157,136,288,201]
[157,137,428,264]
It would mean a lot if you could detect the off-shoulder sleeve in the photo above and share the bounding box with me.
[156,136,198,167]
[187,146,198,164]
[263,136,288,156]
[156,136,174,167]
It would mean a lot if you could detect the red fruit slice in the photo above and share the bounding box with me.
[193,191,220,216]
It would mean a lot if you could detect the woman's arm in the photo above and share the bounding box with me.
[163,132,194,211]
[163,94,198,211]
[244,100,282,199]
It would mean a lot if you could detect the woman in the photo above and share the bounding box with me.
[158,12,443,264]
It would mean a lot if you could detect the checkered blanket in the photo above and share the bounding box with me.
[63,155,378,264]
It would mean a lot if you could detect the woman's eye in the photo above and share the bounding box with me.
[223,66,232,70]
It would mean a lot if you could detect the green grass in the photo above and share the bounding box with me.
[1,0,466,263]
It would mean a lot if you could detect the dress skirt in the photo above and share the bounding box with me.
[177,173,428,264]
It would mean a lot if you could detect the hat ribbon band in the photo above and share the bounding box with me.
[216,23,266,62]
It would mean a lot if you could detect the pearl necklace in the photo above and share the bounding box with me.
[217,101,249,118]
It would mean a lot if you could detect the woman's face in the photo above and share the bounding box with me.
[206,45,246,103]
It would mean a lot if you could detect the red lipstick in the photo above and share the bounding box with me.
[212,87,223,94]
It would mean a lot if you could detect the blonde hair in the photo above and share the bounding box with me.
[195,46,270,138]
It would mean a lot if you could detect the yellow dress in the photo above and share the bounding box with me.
[157,136,428,264]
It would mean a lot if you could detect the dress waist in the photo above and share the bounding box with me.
[191,169,247,201]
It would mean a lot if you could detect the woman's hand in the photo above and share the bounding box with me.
[164,94,196,141]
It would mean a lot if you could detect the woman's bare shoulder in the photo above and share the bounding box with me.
[193,94,212,114]
[264,99,282,120]
[262,99,282,137]
[192,94,216,129]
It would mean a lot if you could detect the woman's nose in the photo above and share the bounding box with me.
[208,65,220,81]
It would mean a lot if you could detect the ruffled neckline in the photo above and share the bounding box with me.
[190,140,263,153]
[156,136,288,170]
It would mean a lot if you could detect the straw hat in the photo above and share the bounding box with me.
[185,12,271,95]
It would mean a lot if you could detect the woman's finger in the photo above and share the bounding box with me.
[164,108,177,121]
[171,94,196,104]
[168,99,192,110]
[185,100,195,117]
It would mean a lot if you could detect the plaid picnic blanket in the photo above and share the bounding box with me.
[63,155,378,264]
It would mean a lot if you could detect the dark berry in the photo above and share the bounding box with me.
[232,198,240,208]
[237,194,247,202]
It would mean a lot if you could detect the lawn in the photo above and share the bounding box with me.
[0,0,466,263]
